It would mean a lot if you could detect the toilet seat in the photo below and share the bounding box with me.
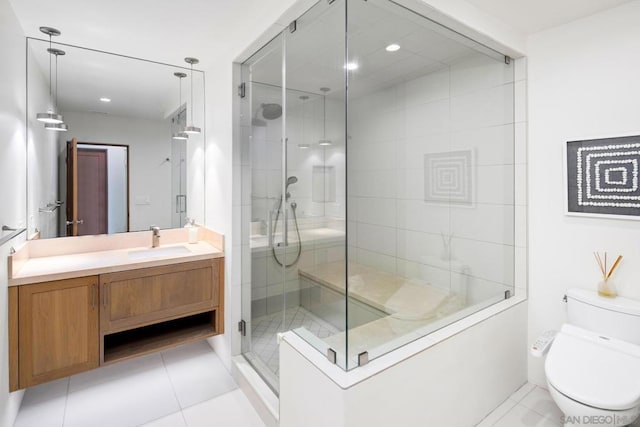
[545,324,640,411]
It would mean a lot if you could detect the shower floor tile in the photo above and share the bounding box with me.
[251,306,340,376]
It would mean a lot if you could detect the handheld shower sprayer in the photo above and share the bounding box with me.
[286,176,298,188]
[271,176,302,268]
[285,176,298,200]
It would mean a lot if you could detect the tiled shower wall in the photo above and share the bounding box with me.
[246,53,527,316]
[249,84,345,223]
[248,83,346,316]
[346,52,527,302]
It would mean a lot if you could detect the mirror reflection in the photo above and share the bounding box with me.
[27,36,205,239]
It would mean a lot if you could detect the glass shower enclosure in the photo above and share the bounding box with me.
[239,0,515,393]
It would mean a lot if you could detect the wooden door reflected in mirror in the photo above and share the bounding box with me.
[66,139,129,236]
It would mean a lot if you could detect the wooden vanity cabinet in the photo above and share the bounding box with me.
[100,259,219,333]
[9,257,224,391]
[100,258,223,364]
[16,276,99,389]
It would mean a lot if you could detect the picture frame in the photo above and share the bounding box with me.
[565,135,640,220]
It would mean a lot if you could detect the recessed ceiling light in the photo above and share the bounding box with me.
[100,97,111,103]
[385,44,401,52]
[298,144,310,149]
[318,140,332,146]
[345,62,358,71]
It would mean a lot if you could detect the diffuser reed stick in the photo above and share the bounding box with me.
[593,252,605,277]
[607,255,623,280]
[594,251,622,297]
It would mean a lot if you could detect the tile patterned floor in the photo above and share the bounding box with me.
[250,306,339,376]
[13,341,264,427]
[17,342,640,427]
[477,383,563,427]
[477,382,640,427]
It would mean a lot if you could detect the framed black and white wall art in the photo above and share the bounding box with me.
[566,135,640,219]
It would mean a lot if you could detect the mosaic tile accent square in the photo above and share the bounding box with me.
[424,150,474,205]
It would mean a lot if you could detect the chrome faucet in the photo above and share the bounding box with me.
[150,226,160,248]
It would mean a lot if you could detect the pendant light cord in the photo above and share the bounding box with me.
[190,64,194,125]
[48,34,53,107]
[54,52,59,112]
[323,94,326,139]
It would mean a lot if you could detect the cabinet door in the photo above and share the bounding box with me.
[19,276,99,388]
[100,259,219,333]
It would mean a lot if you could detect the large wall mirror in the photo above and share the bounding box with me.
[27,36,205,239]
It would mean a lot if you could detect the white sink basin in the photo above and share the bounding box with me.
[128,246,191,260]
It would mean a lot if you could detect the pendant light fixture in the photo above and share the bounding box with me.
[44,48,68,132]
[182,57,201,134]
[318,87,332,146]
[45,123,68,131]
[36,27,64,124]
[172,72,189,140]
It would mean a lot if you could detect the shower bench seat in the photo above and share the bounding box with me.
[298,261,465,359]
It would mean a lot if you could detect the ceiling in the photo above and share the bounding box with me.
[10,0,634,119]
[10,0,291,120]
[248,0,481,99]
[10,0,635,69]
[28,38,203,120]
[465,0,634,35]
[8,0,292,69]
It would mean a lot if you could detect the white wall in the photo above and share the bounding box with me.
[59,111,173,232]
[280,302,527,427]
[26,44,58,238]
[0,0,27,424]
[527,0,640,386]
[186,80,206,227]
[348,53,518,304]
[249,84,345,222]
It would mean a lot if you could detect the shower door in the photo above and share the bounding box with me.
[240,31,288,392]
[240,0,348,392]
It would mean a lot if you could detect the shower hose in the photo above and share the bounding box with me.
[271,201,302,268]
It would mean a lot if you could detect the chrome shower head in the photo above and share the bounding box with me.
[261,103,282,120]
[252,103,282,127]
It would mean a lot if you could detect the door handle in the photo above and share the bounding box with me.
[66,219,84,226]
[175,195,187,213]
[268,210,273,248]
[102,284,108,307]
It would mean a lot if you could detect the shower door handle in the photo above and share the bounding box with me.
[268,210,274,248]
[176,195,187,213]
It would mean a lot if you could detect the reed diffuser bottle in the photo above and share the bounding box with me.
[594,252,623,298]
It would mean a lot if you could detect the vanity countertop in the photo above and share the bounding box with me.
[8,227,224,286]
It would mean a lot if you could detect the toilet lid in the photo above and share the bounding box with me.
[546,324,640,411]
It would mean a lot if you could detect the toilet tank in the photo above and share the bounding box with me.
[566,288,640,345]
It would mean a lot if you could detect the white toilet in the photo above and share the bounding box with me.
[545,288,640,427]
